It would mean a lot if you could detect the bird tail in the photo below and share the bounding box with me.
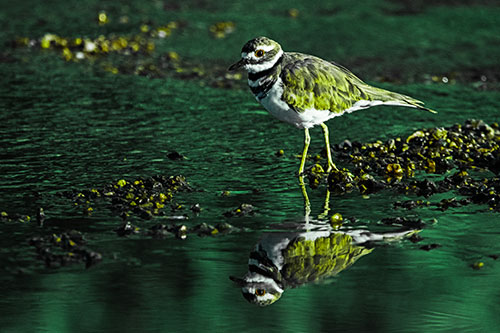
[365,85,437,114]
[393,91,437,114]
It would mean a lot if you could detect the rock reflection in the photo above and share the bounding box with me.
[231,219,417,306]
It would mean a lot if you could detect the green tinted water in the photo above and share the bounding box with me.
[1,1,500,332]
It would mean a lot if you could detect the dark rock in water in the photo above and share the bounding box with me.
[0,211,32,223]
[328,169,353,184]
[489,155,500,175]
[28,230,102,269]
[0,211,9,222]
[275,149,285,157]
[146,221,239,239]
[381,217,427,229]
[327,169,355,194]
[439,171,470,191]
[471,261,484,270]
[409,233,424,243]
[148,224,174,239]
[173,224,188,239]
[339,139,352,150]
[170,202,185,212]
[167,151,185,160]
[409,179,439,198]
[149,224,189,239]
[190,203,201,214]
[437,197,468,211]
[357,173,385,194]
[190,221,238,236]
[84,251,103,269]
[307,164,327,189]
[133,207,154,220]
[223,203,255,217]
[115,222,140,236]
[393,200,429,210]
[191,222,216,236]
[215,222,236,233]
[420,244,442,251]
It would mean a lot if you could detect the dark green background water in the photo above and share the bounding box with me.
[1,0,500,332]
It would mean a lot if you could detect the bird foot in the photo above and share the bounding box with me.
[328,167,354,184]
[326,163,339,173]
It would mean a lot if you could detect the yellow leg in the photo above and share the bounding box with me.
[298,128,310,175]
[320,123,339,172]
[299,175,311,219]
[318,189,331,220]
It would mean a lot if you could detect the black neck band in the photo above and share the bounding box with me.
[248,54,283,81]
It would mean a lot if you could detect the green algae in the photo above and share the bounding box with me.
[59,175,191,220]
[302,120,500,213]
[295,118,500,230]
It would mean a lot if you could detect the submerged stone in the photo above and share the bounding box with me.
[419,244,442,251]
[191,222,216,236]
[115,222,140,236]
[381,217,428,229]
[471,261,484,270]
[148,224,174,239]
[167,151,185,160]
[190,203,202,214]
[408,233,424,243]
[215,222,237,233]
[29,230,101,269]
[223,203,255,217]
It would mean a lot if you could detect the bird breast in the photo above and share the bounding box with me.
[258,78,338,129]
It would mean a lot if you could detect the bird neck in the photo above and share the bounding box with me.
[248,52,283,80]
[247,53,284,99]
[248,246,285,288]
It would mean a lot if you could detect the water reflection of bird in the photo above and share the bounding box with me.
[229,37,435,175]
[230,222,417,306]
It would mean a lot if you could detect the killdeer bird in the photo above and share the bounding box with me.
[229,37,435,175]
[230,222,417,306]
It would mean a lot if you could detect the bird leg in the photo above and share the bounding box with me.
[298,128,310,176]
[299,175,311,219]
[317,189,331,220]
[320,123,339,173]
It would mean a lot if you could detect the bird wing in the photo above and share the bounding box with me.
[281,233,373,287]
[280,53,433,113]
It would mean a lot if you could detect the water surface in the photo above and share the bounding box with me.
[1,1,500,332]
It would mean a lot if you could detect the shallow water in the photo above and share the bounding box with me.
[1,1,500,332]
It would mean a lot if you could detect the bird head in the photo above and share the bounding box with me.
[230,273,283,306]
[228,37,283,74]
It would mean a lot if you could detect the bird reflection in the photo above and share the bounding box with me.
[299,174,330,220]
[230,185,418,306]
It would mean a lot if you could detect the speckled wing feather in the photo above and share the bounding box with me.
[281,233,372,287]
[280,52,433,113]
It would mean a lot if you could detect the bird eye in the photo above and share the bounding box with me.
[254,49,265,57]
[255,289,266,296]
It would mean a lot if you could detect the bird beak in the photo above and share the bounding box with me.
[229,276,247,287]
[228,58,247,71]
